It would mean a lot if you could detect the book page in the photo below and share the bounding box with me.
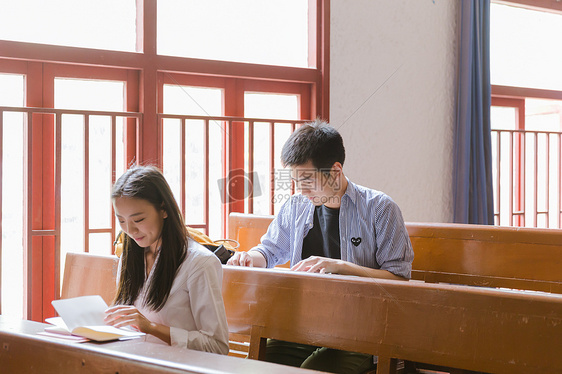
[51,295,145,341]
[45,316,69,331]
[52,295,107,331]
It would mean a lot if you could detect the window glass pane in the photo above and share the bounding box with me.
[1,74,25,319]
[89,117,112,229]
[525,98,562,132]
[184,120,205,225]
[89,233,111,256]
[491,106,517,226]
[0,0,137,52]
[0,73,25,106]
[491,106,517,130]
[491,3,562,90]
[525,99,562,228]
[163,85,223,237]
[163,85,223,116]
[162,118,182,210]
[207,119,225,239]
[245,93,298,215]
[60,113,85,261]
[158,0,310,68]
[55,78,124,111]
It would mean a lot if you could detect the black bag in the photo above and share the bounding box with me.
[202,243,235,264]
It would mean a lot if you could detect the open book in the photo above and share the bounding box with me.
[45,295,145,342]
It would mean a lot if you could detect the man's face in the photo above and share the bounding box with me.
[290,161,339,206]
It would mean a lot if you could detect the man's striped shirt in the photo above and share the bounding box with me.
[253,179,414,279]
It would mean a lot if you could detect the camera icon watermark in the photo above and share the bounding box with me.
[218,169,262,203]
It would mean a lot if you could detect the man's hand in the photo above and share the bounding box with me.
[227,251,255,266]
[291,256,345,274]
[226,250,267,267]
[291,256,408,280]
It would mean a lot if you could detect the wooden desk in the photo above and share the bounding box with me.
[0,316,321,374]
[223,266,562,374]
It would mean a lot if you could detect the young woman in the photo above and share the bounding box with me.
[104,165,229,355]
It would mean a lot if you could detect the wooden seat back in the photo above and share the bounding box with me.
[61,252,119,306]
[228,212,289,269]
[222,266,562,374]
[408,222,562,293]
[228,212,275,252]
[60,251,249,358]
[228,213,562,293]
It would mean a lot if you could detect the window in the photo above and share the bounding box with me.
[491,1,562,228]
[0,0,327,321]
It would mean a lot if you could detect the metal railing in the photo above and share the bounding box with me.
[492,128,562,228]
[158,113,305,237]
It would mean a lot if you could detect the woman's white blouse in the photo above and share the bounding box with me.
[119,240,229,354]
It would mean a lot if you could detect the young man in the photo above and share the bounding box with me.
[227,119,414,373]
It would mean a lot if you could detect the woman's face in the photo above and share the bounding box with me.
[114,196,168,253]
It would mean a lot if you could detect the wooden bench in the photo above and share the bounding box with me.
[229,213,562,294]
[222,266,562,374]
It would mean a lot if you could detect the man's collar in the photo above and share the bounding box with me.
[342,177,357,205]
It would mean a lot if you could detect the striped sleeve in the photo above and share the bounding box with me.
[252,198,293,268]
[372,194,414,279]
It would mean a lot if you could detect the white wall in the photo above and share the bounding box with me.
[330,0,458,223]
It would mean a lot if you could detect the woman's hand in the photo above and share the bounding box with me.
[104,305,151,333]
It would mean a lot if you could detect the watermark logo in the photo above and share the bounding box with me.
[217,169,262,203]
[218,168,342,205]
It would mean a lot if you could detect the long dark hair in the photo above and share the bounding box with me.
[112,165,188,311]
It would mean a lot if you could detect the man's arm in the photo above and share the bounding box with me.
[226,197,297,268]
[370,195,414,279]
[291,256,408,281]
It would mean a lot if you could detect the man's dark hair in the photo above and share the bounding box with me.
[281,119,345,171]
